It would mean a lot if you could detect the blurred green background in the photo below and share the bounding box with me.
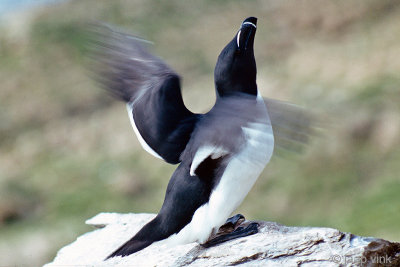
[1,0,399,265]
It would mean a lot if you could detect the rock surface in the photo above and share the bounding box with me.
[45,213,400,267]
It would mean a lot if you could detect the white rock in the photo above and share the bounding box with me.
[45,213,400,267]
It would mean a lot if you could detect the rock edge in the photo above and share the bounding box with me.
[45,213,400,267]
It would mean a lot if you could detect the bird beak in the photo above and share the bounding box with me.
[236,17,257,51]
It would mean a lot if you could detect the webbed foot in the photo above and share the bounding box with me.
[218,214,245,233]
[202,214,259,248]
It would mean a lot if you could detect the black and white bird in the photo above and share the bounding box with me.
[91,17,313,259]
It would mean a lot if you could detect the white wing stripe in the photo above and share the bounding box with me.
[126,103,163,159]
[190,146,228,176]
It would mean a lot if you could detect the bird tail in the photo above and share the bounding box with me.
[105,216,167,260]
[105,238,152,259]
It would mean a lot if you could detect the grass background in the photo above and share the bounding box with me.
[0,0,399,265]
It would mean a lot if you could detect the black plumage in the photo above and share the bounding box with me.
[90,17,315,259]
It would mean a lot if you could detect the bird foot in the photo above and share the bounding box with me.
[202,214,259,248]
[218,214,246,233]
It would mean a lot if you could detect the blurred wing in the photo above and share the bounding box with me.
[264,98,319,153]
[183,94,274,176]
[90,24,199,164]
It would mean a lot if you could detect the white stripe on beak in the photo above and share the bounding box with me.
[236,30,241,48]
[242,21,257,28]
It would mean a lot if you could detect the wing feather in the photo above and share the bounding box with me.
[90,24,199,164]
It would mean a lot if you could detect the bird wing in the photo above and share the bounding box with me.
[181,94,274,177]
[90,24,199,164]
[185,95,319,175]
[264,98,320,153]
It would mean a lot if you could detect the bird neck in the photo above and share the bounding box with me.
[215,83,258,98]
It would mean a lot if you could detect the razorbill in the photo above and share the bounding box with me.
[91,17,310,259]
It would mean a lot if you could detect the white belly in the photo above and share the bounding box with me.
[164,107,274,245]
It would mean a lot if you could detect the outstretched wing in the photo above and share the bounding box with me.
[181,94,275,177]
[90,24,199,164]
[264,98,320,153]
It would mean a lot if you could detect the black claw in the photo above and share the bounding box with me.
[244,222,259,234]
[219,214,245,232]
[234,226,244,232]
[202,222,259,248]
[226,214,245,225]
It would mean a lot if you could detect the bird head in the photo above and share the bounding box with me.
[214,17,258,98]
